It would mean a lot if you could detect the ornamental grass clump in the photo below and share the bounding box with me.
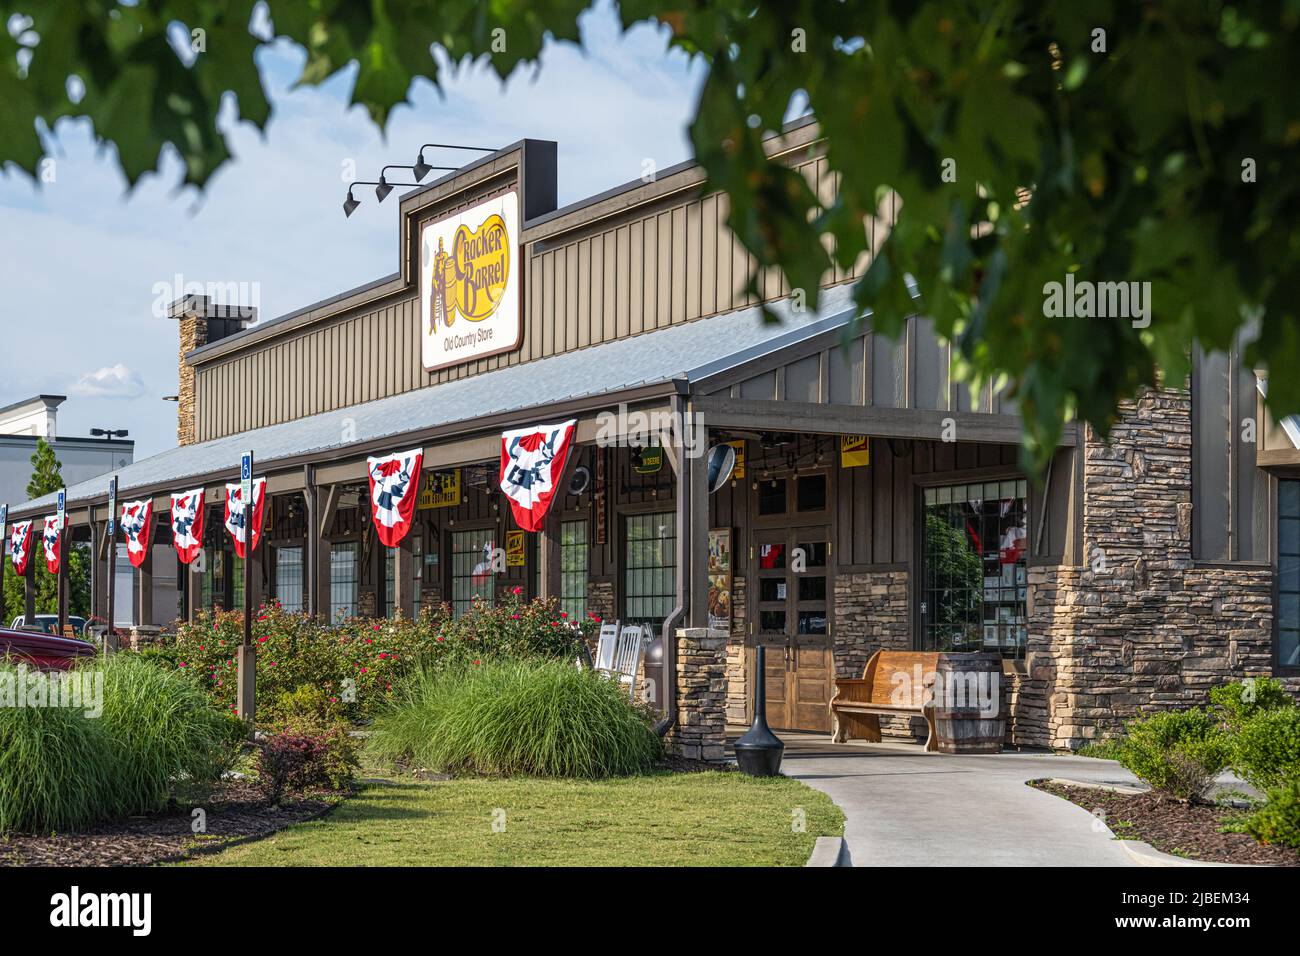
[0,678,119,834]
[369,659,661,779]
[0,655,234,834]
[96,653,240,808]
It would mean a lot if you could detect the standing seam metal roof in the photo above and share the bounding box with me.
[19,284,857,514]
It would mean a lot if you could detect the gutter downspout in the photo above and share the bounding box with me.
[654,385,691,738]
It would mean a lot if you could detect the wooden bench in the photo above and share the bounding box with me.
[829,650,940,751]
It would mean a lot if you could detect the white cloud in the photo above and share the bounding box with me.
[71,365,147,400]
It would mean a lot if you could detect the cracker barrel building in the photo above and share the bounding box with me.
[9,119,1297,756]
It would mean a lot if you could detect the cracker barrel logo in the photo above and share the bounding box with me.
[428,213,510,334]
[420,190,521,373]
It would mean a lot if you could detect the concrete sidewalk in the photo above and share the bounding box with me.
[771,734,1145,866]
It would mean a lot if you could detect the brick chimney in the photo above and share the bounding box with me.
[171,295,256,446]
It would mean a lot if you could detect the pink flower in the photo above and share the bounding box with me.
[559,611,567,618]
[511,586,522,595]
[511,614,521,620]
[178,661,187,667]
[473,659,481,666]
[359,667,368,674]
[437,636,445,642]
[372,624,381,632]
[378,652,389,659]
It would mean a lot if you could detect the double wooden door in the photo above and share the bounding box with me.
[751,526,833,732]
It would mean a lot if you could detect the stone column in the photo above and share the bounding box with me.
[665,627,728,761]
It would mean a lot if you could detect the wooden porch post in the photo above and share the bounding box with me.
[394,532,415,618]
[686,435,710,629]
[303,467,318,617]
[315,485,338,622]
[136,529,154,627]
[23,542,35,626]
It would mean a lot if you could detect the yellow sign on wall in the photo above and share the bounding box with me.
[840,435,871,468]
[727,440,746,479]
[417,469,462,510]
[505,530,526,567]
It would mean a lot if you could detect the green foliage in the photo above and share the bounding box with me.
[167,593,591,720]
[922,512,983,649]
[4,5,1297,470]
[96,654,236,806]
[1115,708,1232,802]
[26,437,62,499]
[0,676,117,833]
[1242,781,1300,849]
[255,725,357,804]
[0,655,230,833]
[1210,677,1295,729]
[1230,707,1300,792]
[368,659,662,779]
[1076,737,1125,761]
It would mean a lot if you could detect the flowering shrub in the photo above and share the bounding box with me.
[162,591,596,720]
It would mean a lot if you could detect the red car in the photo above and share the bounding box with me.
[0,629,97,670]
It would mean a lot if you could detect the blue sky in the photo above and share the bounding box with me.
[0,1,705,460]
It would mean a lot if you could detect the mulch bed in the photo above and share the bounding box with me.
[1034,781,1300,867]
[0,780,346,867]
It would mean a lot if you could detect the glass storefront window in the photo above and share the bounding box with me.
[275,546,304,612]
[624,512,675,628]
[330,543,358,621]
[451,529,496,616]
[560,519,588,620]
[920,479,1029,658]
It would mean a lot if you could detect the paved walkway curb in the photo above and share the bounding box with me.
[1040,779,1250,868]
[805,836,851,867]
[1118,838,1242,868]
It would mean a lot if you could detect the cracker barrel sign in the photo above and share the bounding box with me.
[420,190,521,372]
[417,469,462,510]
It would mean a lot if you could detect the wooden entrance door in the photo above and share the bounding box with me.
[753,526,833,732]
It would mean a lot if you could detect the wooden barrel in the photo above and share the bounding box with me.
[933,653,1004,754]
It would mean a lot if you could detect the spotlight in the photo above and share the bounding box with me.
[414,143,496,181]
[376,165,422,202]
[343,188,361,217]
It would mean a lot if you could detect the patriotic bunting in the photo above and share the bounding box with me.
[42,516,61,574]
[367,448,423,547]
[9,521,32,576]
[499,419,576,532]
[171,489,206,565]
[224,478,266,559]
[121,499,153,569]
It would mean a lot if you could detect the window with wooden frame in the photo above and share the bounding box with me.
[560,519,588,620]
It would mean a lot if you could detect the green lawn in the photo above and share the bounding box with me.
[188,771,843,867]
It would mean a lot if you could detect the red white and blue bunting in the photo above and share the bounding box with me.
[367,448,423,547]
[171,489,205,565]
[224,477,266,559]
[42,516,61,574]
[499,419,576,532]
[9,521,32,576]
[120,499,153,569]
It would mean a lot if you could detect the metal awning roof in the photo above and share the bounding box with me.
[14,284,857,518]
